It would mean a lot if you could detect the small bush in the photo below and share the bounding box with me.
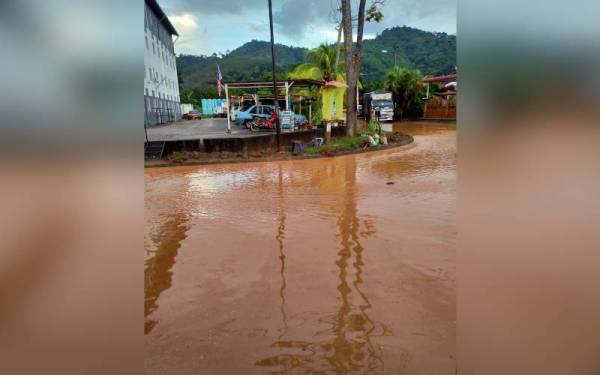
[367,119,380,135]
[358,119,380,136]
[169,151,187,163]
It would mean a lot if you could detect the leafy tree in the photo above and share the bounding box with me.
[384,66,424,119]
[341,0,385,135]
[180,90,196,104]
[366,4,384,22]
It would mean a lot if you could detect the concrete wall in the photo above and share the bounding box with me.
[203,130,324,154]
[160,127,347,156]
[180,103,194,114]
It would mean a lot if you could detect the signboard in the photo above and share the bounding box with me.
[280,110,294,129]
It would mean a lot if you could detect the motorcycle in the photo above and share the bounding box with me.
[249,110,278,132]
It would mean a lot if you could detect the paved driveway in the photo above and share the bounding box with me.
[146,118,255,141]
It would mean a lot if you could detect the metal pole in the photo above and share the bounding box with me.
[285,81,290,110]
[268,0,281,151]
[225,84,231,133]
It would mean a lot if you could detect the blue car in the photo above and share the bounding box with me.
[235,105,275,127]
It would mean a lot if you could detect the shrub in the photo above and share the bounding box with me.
[169,151,187,163]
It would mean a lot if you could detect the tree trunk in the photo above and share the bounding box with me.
[355,0,367,70]
[341,0,367,136]
[334,21,343,79]
[341,0,356,136]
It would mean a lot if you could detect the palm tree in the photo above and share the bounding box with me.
[384,66,423,119]
[290,43,344,81]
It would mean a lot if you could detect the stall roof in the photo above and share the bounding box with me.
[223,79,325,89]
[433,90,456,96]
[423,74,457,83]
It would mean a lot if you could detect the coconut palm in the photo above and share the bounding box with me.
[384,66,423,119]
[290,43,345,82]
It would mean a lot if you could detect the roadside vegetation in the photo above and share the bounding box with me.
[176,27,456,98]
[384,66,425,118]
[304,135,370,155]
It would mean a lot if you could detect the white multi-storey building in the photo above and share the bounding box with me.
[144,0,180,126]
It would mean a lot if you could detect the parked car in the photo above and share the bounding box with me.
[182,110,201,120]
[235,104,307,128]
[235,104,275,127]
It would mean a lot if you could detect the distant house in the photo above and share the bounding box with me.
[144,0,181,126]
[422,74,456,120]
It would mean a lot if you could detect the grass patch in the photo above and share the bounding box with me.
[305,136,369,155]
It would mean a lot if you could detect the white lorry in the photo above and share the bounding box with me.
[363,91,394,122]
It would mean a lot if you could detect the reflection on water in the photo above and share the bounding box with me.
[256,158,392,374]
[144,212,189,334]
[276,165,288,341]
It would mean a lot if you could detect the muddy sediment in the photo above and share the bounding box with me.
[145,122,456,374]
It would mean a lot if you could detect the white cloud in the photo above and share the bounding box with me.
[165,0,456,55]
[169,13,198,34]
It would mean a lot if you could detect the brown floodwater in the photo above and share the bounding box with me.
[144,122,456,374]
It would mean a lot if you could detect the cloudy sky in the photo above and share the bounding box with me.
[159,0,456,56]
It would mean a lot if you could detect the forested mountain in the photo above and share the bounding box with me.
[177,26,455,93]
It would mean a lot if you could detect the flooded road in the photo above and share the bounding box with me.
[145,122,456,374]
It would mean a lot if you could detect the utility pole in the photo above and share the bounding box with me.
[393,45,397,66]
[268,0,281,152]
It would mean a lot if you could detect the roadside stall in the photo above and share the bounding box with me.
[222,79,324,133]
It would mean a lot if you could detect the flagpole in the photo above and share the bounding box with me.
[217,64,230,134]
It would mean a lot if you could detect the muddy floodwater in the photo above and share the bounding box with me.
[145,122,456,374]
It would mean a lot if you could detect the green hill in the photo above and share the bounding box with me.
[177,26,455,92]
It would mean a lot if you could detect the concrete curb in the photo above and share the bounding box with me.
[145,136,414,169]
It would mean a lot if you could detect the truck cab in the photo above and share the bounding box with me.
[364,91,394,122]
